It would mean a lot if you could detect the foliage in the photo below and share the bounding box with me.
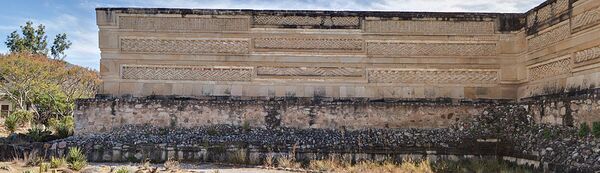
[5,21,48,55]
[579,122,591,137]
[592,121,600,138]
[39,162,49,172]
[5,21,72,58]
[263,152,274,168]
[48,115,74,138]
[230,148,247,164]
[69,159,87,171]
[0,53,100,123]
[26,124,52,142]
[115,167,130,173]
[50,33,72,60]
[3,114,19,134]
[10,109,34,126]
[49,156,66,168]
[67,147,87,171]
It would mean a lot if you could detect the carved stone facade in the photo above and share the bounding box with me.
[121,65,254,81]
[254,38,363,51]
[97,0,600,100]
[119,16,250,32]
[257,67,362,77]
[252,15,359,28]
[367,42,496,56]
[368,69,498,84]
[120,38,249,54]
[575,46,600,63]
[527,23,570,51]
[527,56,571,81]
[572,5,600,32]
[364,20,495,35]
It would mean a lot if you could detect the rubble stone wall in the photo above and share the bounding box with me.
[75,97,492,134]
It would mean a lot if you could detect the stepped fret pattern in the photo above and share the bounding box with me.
[121,38,249,54]
[121,65,253,81]
[368,69,498,84]
[257,67,363,77]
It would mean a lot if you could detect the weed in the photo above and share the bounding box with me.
[164,157,180,171]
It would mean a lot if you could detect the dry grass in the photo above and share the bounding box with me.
[230,148,247,164]
[164,157,180,171]
[263,152,274,168]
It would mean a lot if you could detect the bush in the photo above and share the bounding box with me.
[592,122,600,138]
[26,125,52,142]
[39,162,49,172]
[66,147,87,171]
[4,114,19,134]
[48,116,74,138]
[12,110,33,126]
[579,122,591,137]
[115,167,130,173]
[50,156,66,168]
[69,160,87,171]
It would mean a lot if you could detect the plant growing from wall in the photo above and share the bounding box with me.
[592,121,600,138]
[578,122,591,137]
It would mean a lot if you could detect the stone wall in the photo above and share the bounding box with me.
[519,0,600,98]
[75,97,492,134]
[95,0,600,100]
[96,8,524,100]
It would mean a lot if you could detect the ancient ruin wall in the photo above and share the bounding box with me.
[518,0,600,98]
[75,97,489,134]
[95,0,600,100]
[96,8,525,100]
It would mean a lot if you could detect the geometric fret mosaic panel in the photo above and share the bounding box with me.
[368,69,498,84]
[121,65,253,81]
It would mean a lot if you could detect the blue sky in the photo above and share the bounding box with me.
[0,0,545,70]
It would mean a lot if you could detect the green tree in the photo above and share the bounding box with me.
[5,21,48,55]
[50,33,72,60]
[5,21,71,57]
[0,53,100,123]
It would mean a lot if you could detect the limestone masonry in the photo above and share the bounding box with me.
[53,0,600,171]
[96,0,600,100]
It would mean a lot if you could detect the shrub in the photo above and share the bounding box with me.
[579,122,591,137]
[263,152,274,168]
[39,162,49,172]
[230,149,247,164]
[66,147,87,171]
[115,167,129,173]
[48,116,74,138]
[592,122,600,138]
[49,156,66,168]
[69,160,87,171]
[27,125,52,142]
[4,114,19,134]
[11,110,33,126]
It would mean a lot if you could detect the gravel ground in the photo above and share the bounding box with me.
[85,162,294,173]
